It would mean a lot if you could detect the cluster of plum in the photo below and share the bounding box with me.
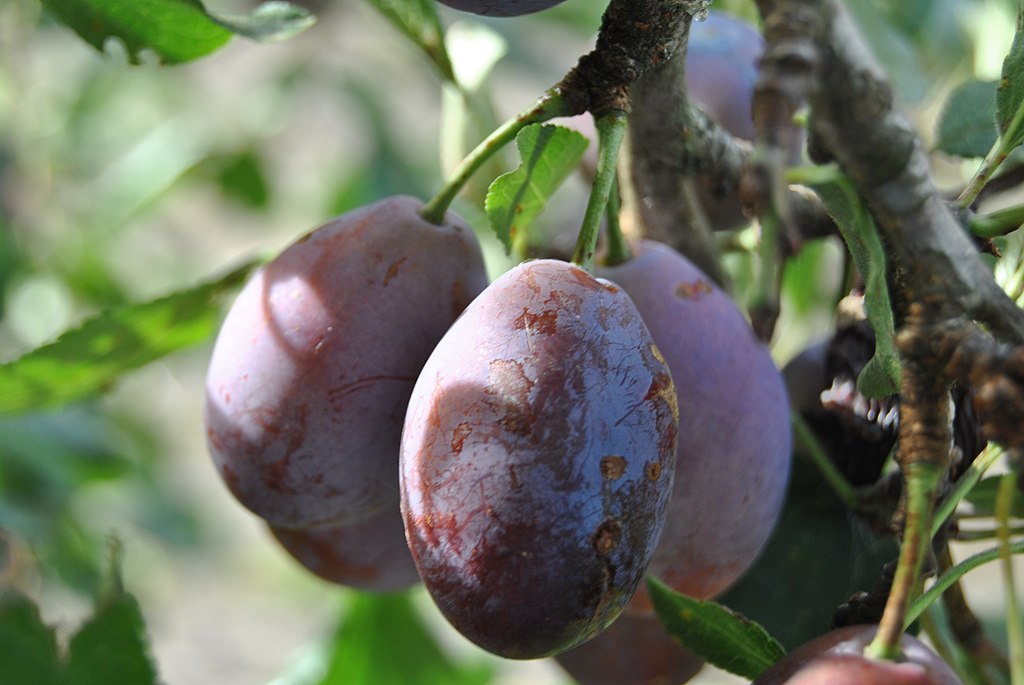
[204,190,790,660]
[203,3,964,685]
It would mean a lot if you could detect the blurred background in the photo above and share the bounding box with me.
[0,0,1019,683]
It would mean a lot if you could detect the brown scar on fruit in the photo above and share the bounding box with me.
[451,422,473,454]
[676,279,713,300]
[383,256,408,286]
[592,518,623,555]
[644,460,662,481]
[513,307,559,335]
[600,455,627,480]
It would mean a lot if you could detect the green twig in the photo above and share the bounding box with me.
[868,461,944,660]
[421,88,573,224]
[572,110,628,272]
[997,473,1024,685]
[601,176,631,266]
[906,538,1024,628]
[970,205,1024,239]
[933,442,1005,538]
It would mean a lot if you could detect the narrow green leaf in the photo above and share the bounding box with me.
[0,261,259,415]
[485,124,588,255]
[964,475,1024,519]
[364,0,456,82]
[802,168,900,397]
[318,593,492,685]
[66,594,158,685]
[998,29,1024,150]
[40,0,314,65]
[0,593,63,685]
[210,2,317,42]
[647,577,786,680]
[935,80,999,158]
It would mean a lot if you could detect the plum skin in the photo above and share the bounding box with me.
[400,259,679,659]
[555,612,705,685]
[204,195,489,529]
[436,0,567,17]
[268,503,420,592]
[752,625,964,685]
[597,240,792,605]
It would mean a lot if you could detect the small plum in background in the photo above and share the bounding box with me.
[269,504,420,592]
[686,11,764,142]
[555,612,704,685]
[204,195,488,529]
[686,12,804,230]
[436,0,568,17]
[400,259,678,659]
[597,240,792,606]
[752,625,964,685]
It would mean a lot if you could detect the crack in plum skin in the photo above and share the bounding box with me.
[204,195,488,529]
[400,259,678,659]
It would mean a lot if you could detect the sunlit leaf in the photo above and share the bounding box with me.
[40,0,314,65]
[935,79,998,158]
[485,124,588,256]
[648,577,786,680]
[0,261,258,415]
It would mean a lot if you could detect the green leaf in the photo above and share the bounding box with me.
[485,124,588,256]
[210,2,316,42]
[0,593,63,685]
[39,0,314,65]
[318,593,492,685]
[66,594,158,685]
[964,475,1024,519]
[364,0,456,82]
[0,261,259,415]
[935,80,999,158]
[647,577,786,680]
[800,166,900,397]
[998,28,1024,150]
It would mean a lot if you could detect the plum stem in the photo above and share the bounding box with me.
[867,460,943,661]
[996,472,1024,685]
[572,110,628,272]
[421,88,574,225]
[600,176,631,266]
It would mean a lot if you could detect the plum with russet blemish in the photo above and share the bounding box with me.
[204,195,488,529]
[400,259,678,659]
[597,240,792,606]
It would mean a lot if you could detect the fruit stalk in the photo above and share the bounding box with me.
[422,88,573,224]
[572,110,628,272]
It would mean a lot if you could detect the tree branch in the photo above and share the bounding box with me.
[752,0,1024,342]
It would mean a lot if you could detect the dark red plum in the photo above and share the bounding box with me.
[205,195,488,529]
[555,612,704,685]
[436,0,567,17]
[400,259,678,659]
[269,503,420,592]
[597,241,791,606]
[752,625,963,685]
